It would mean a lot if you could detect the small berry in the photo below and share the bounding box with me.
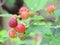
[19,7,28,14]
[16,24,26,33]
[34,34,43,41]
[9,30,16,38]
[12,14,18,19]
[9,18,17,28]
[35,34,42,39]
[47,5,55,13]
[20,11,29,19]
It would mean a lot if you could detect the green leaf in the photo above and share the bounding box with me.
[32,15,44,21]
[26,25,52,38]
[10,37,20,42]
[0,30,7,36]
[44,34,53,39]
[18,40,32,45]
[0,30,8,43]
[54,9,60,25]
[10,38,34,45]
[0,36,8,43]
[49,0,56,2]
[33,22,52,26]
[50,32,60,45]
[24,0,48,11]
[55,9,60,16]
[29,32,36,37]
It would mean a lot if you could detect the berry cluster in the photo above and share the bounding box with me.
[8,5,56,38]
[8,7,30,38]
[9,18,26,38]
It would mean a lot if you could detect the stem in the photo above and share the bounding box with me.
[0,14,12,17]
[19,33,24,37]
[0,14,20,18]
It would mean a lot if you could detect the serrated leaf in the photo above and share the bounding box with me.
[24,0,48,11]
[26,25,52,38]
[50,32,60,45]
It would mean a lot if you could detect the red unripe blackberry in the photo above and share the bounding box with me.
[9,18,17,28]
[16,24,26,33]
[47,5,55,13]
[9,30,16,38]
[12,14,18,19]
[20,11,29,19]
[19,7,28,14]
